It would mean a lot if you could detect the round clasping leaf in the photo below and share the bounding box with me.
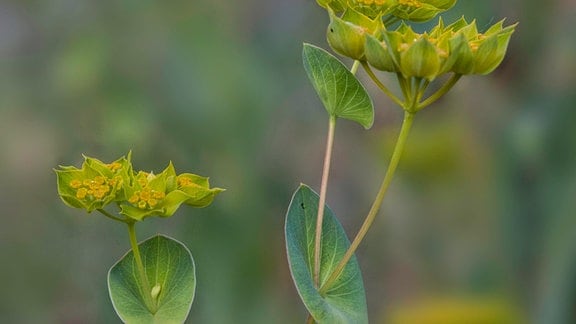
[285,184,368,323]
[108,235,195,324]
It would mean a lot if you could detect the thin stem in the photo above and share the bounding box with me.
[417,73,462,111]
[350,60,360,74]
[97,208,129,223]
[319,111,416,294]
[313,116,337,287]
[396,73,410,104]
[361,61,403,107]
[127,222,157,313]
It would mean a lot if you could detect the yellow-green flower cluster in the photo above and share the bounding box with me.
[321,0,516,80]
[317,0,455,21]
[55,153,224,221]
[324,0,456,61]
[365,18,517,80]
[56,155,132,212]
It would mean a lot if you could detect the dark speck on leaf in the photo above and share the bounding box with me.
[300,202,305,209]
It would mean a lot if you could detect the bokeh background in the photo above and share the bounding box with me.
[1,0,575,323]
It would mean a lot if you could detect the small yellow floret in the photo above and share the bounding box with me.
[129,188,165,210]
[399,0,422,8]
[148,199,158,207]
[70,179,83,189]
[76,188,88,199]
[72,175,117,202]
[107,162,122,172]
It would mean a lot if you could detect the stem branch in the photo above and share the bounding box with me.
[97,208,128,223]
[313,116,337,287]
[418,73,462,111]
[320,111,415,293]
[361,62,404,107]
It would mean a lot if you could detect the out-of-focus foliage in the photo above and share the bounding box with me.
[0,0,575,323]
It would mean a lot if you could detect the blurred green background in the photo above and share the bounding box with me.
[1,0,575,323]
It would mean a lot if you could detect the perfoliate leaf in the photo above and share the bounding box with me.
[302,43,374,129]
[285,184,368,323]
[108,235,195,324]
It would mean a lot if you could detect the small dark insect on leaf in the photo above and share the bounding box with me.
[300,202,306,209]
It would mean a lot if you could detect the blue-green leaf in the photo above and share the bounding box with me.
[303,43,374,129]
[285,184,368,323]
[108,235,195,324]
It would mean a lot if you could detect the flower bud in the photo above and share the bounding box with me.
[367,22,454,81]
[400,37,441,80]
[365,34,397,72]
[327,8,383,60]
[449,18,517,75]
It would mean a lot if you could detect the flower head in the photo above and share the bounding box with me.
[120,162,225,221]
[55,153,132,212]
[365,17,517,79]
[56,152,225,222]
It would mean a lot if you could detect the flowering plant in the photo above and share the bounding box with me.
[284,1,517,323]
[56,152,223,323]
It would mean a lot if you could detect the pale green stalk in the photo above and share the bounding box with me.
[418,73,462,111]
[313,115,337,287]
[127,222,157,313]
[320,111,415,294]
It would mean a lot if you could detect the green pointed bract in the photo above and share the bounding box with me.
[365,34,397,72]
[450,33,476,74]
[177,173,225,208]
[472,26,516,74]
[401,36,441,80]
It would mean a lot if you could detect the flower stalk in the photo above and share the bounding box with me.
[320,110,415,293]
[126,221,157,313]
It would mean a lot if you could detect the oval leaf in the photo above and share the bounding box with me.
[303,43,374,129]
[285,184,368,323]
[108,235,195,324]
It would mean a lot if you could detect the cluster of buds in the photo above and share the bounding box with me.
[321,0,516,81]
[55,152,224,221]
[365,18,517,80]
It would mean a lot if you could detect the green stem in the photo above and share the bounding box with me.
[417,73,462,111]
[350,60,360,74]
[313,116,337,287]
[127,222,157,313]
[97,208,129,223]
[319,111,415,294]
[361,62,403,107]
[397,73,411,104]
